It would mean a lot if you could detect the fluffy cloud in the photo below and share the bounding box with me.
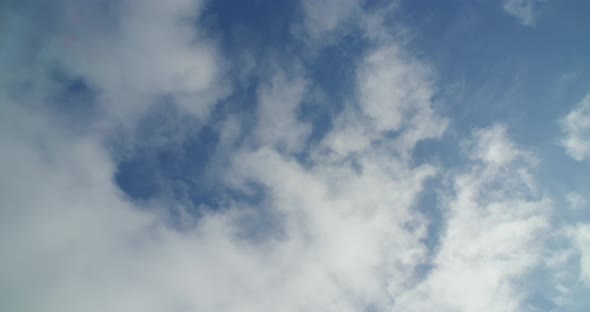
[394,125,551,311]
[2,0,583,311]
[560,94,590,161]
[1,0,226,122]
[0,1,444,311]
[322,44,447,159]
[0,51,439,312]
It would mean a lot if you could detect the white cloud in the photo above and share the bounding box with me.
[322,44,447,159]
[503,0,545,26]
[0,103,156,311]
[0,2,449,311]
[560,94,590,161]
[298,0,361,42]
[0,56,443,311]
[393,125,552,312]
[50,0,226,121]
[358,46,435,133]
[228,145,437,310]
[225,33,451,309]
[254,68,311,153]
[466,124,522,165]
[3,1,582,311]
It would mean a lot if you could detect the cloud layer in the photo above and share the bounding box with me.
[1,1,589,311]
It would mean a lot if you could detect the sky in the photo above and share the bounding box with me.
[1,0,590,311]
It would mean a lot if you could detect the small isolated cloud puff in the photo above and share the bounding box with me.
[464,123,535,168]
[503,0,545,26]
[560,94,590,161]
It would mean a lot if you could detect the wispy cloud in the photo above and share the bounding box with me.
[560,94,590,161]
[254,67,310,154]
[394,124,551,311]
[502,0,544,26]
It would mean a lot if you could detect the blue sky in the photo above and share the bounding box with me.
[1,0,590,311]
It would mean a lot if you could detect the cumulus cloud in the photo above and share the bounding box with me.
[3,0,227,122]
[560,94,590,161]
[357,46,444,135]
[0,52,440,312]
[0,1,446,311]
[465,124,523,166]
[2,0,583,311]
[394,125,552,311]
[322,44,447,159]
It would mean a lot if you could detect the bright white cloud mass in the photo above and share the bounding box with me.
[1,0,589,311]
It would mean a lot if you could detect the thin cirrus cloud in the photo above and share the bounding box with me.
[502,0,545,26]
[1,0,589,311]
[560,94,590,161]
